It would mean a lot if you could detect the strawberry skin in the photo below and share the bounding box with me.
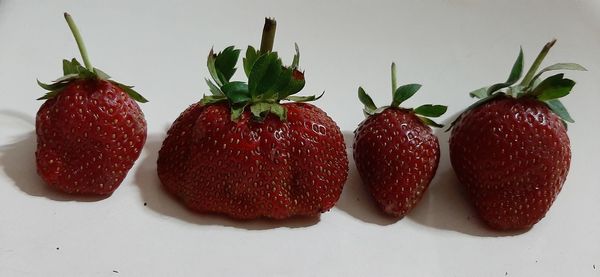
[36,79,147,195]
[354,108,440,217]
[157,102,348,219]
[450,96,570,230]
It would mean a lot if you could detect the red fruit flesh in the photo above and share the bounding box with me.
[353,108,440,217]
[157,102,348,219]
[450,96,570,230]
[36,79,147,195]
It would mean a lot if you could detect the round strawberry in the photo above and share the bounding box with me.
[157,18,348,219]
[36,13,148,195]
[449,39,586,230]
[353,63,447,217]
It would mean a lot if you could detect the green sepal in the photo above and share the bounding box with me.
[469,87,488,99]
[447,92,505,131]
[248,52,282,98]
[358,87,377,114]
[486,47,524,95]
[531,73,575,101]
[200,94,228,105]
[230,103,247,121]
[206,78,225,96]
[418,116,444,128]
[250,102,286,121]
[391,84,421,107]
[413,104,447,117]
[221,81,251,103]
[278,69,305,99]
[291,43,300,68]
[544,99,574,123]
[113,81,148,103]
[214,46,241,84]
[285,91,324,102]
[243,46,259,77]
[93,67,111,80]
[529,63,586,88]
[36,89,63,101]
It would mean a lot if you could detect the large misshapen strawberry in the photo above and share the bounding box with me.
[36,13,148,195]
[449,39,586,230]
[353,63,447,217]
[157,18,348,219]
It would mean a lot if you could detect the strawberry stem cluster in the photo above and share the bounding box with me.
[454,39,586,128]
[200,18,322,121]
[358,62,448,128]
[37,13,147,103]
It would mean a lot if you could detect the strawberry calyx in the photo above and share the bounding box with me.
[358,62,447,128]
[448,39,586,130]
[37,13,147,103]
[200,18,322,122]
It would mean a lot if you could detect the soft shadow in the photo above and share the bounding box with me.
[334,130,399,225]
[134,133,320,230]
[407,114,527,237]
[0,109,107,202]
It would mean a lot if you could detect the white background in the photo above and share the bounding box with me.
[1,0,599,276]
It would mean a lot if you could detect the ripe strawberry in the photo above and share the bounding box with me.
[449,39,586,230]
[353,63,447,217]
[36,13,148,195]
[157,18,348,219]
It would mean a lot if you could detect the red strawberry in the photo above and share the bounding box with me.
[353,63,447,217]
[449,39,585,230]
[157,18,348,219]
[35,13,148,195]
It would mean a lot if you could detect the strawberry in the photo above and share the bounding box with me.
[449,39,586,230]
[36,13,148,195]
[157,18,348,219]
[353,63,447,217]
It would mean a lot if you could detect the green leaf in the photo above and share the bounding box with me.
[205,79,224,96]
[291,43,300,68]
[469,87,488,99]
[532,74,575,100]
[418,116,444,128]
[36,90,62,100]
[279,69,305,98]
[413,104,447,117]
[248,52,282,98]
[529,63,587,86]
[358,87,377,113]
[93,67,111,80]
[113,82,148,103]
[391,84,422,107]
[207,49,222,86]
[201,94,227,105]
[487,47,524,94]
[221,81,250,103]
[243,46,259,77]
[214,46,241,83]
[230,103,247,121]
[285,91,324,102]
[544,99,574,123]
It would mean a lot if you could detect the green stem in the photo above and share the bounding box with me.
[64,12,93,71]
[259,18,277,53]
[520,39,556,86]
[391,62,398,95]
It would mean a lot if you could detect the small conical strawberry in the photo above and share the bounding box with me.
[157,18,348,220]
[449,39,586,230]
[353,63,447,217]
[36,13,148,195]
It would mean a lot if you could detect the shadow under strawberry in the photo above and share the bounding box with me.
[333,131,399,225]
[0,110,107,202]
[134,132,320,230]
[406,114,527,237]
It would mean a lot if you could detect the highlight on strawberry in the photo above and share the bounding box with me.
[157,18,349,220]
[35,13,148,195]
[448,39,586,230]
[353,63,447,217]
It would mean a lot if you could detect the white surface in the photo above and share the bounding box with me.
[1,0,599,276]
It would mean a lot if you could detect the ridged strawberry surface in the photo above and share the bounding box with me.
[450,97,570,229]
[35,13,148,195]
[354,108,440,217]
[158,102,348,219]
[36,80,146,195]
